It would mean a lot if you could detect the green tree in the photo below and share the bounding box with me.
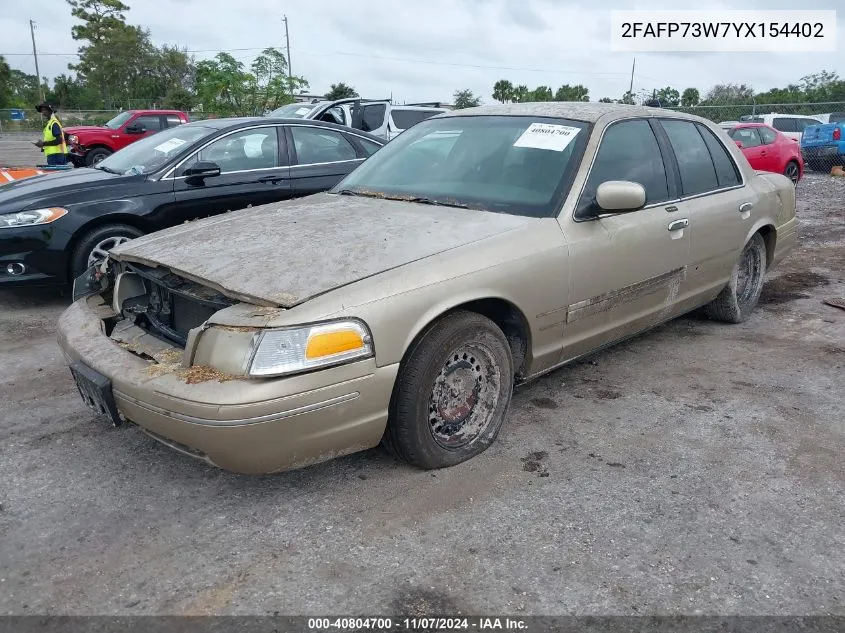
[492,79,514,104]
[452,89,481,109]
[620,91,636,105]
[325,83,359,100]
[655,86,680,107]
[530,86,553,101]
[680,87,700,107]
[554,84,589,102]
[512,84,529,103]
[701,83,754,105]
[598,97,614,103]
[195,49,307,116]
[0,56,12,108]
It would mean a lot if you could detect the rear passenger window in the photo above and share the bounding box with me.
[772,118,798,133]
[729,127,762,147]
[166,115,183,128]
[577,119,669,216]
[697,124,740,188]
[661,119,718,196]
[758,127,777,144]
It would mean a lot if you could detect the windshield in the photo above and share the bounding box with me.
[333,115,589,217]
[103,111,133,129]
[269,103,316,118]
[96,124,212,175]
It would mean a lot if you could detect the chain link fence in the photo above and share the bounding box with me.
[664,102,845,124]
[0,109,223,135]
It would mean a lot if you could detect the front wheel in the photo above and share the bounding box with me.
[384,310,515,469]
[70,224,144,281]
[703,233,767,324]
[84,147,112,166]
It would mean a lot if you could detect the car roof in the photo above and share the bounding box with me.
[436,101,705,124]
[180,116,386,143]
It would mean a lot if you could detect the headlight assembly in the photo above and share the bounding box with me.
[0,207,68,229]
[248,319,373,377]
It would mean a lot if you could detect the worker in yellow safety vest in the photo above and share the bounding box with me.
[33,102,68,166]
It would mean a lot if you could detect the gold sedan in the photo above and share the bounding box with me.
[57,103,797,474]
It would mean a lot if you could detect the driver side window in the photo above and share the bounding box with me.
[577,119,669,217]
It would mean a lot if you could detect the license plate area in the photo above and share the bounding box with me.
[69,361,122,427]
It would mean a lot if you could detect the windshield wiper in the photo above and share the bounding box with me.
[404,197,468,209]
[94,164,119,174]
[334,189,378,198]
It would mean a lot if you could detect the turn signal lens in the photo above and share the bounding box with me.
[248,320,373,377]
[306,328,365,359]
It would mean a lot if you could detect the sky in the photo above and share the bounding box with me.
[0,0,843,105]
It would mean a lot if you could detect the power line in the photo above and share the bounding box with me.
[0,46,659,79]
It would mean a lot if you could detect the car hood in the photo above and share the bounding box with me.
[63,125,109,135]
[110,193,534,307]
[0,167,124,213]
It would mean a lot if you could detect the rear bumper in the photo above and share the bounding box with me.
[801,145,843,160]
[56,297,399,474]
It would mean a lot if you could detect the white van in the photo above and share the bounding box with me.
[739,113,824,141]
[267,99,446,140]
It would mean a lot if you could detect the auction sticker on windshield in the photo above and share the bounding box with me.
[513,123,580,152]
[154,138,187,153]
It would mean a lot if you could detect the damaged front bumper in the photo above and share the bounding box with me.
[56,294,398,474]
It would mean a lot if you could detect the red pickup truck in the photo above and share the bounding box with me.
[65,109,189,167]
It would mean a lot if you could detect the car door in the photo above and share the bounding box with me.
[757,126,785,172]
[169,125,291,224]
[730,127,765,168]
[658,119,753,304]
[557,117,691,363]
[287,125,367,197]
[360,103,389,137]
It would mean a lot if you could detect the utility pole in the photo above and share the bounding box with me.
[628,57,636,95]
[283,15,292,81]
[30,20,45,103]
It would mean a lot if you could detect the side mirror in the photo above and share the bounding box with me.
[595,180,646,213]
[125,124,144,134]
[734,140,744,148]
[184,161,221,179]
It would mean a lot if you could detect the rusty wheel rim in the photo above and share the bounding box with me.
[428,343,501,450]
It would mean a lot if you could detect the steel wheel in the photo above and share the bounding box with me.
[428,343,502,450]
[87,235,132,267]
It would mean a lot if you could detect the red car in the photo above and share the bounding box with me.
[726,123,803,184]
[64,109,189,167]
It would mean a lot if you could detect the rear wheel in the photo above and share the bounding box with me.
[384,310,514,469]
[784,160,800,184]
[85,147,112,166]
[703,233,767,324]
[70,224,144,281]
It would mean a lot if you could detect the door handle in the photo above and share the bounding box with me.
[739,202,753,213]
[257,176,280,183]
[668,219,688,232]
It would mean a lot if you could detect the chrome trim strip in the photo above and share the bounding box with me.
[113,390,360,427]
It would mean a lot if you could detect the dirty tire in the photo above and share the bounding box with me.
[384,310,514,470]
[70,224,144,281]
[704,232,767,324]
[784,160,800,184]
[84,147,112,166]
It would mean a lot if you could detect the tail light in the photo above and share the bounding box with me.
[834,128,841,141]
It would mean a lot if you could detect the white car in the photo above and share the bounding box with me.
[267,99,446,140]
[739,113,824,141]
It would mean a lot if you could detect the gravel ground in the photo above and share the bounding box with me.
[0,173,843,616]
